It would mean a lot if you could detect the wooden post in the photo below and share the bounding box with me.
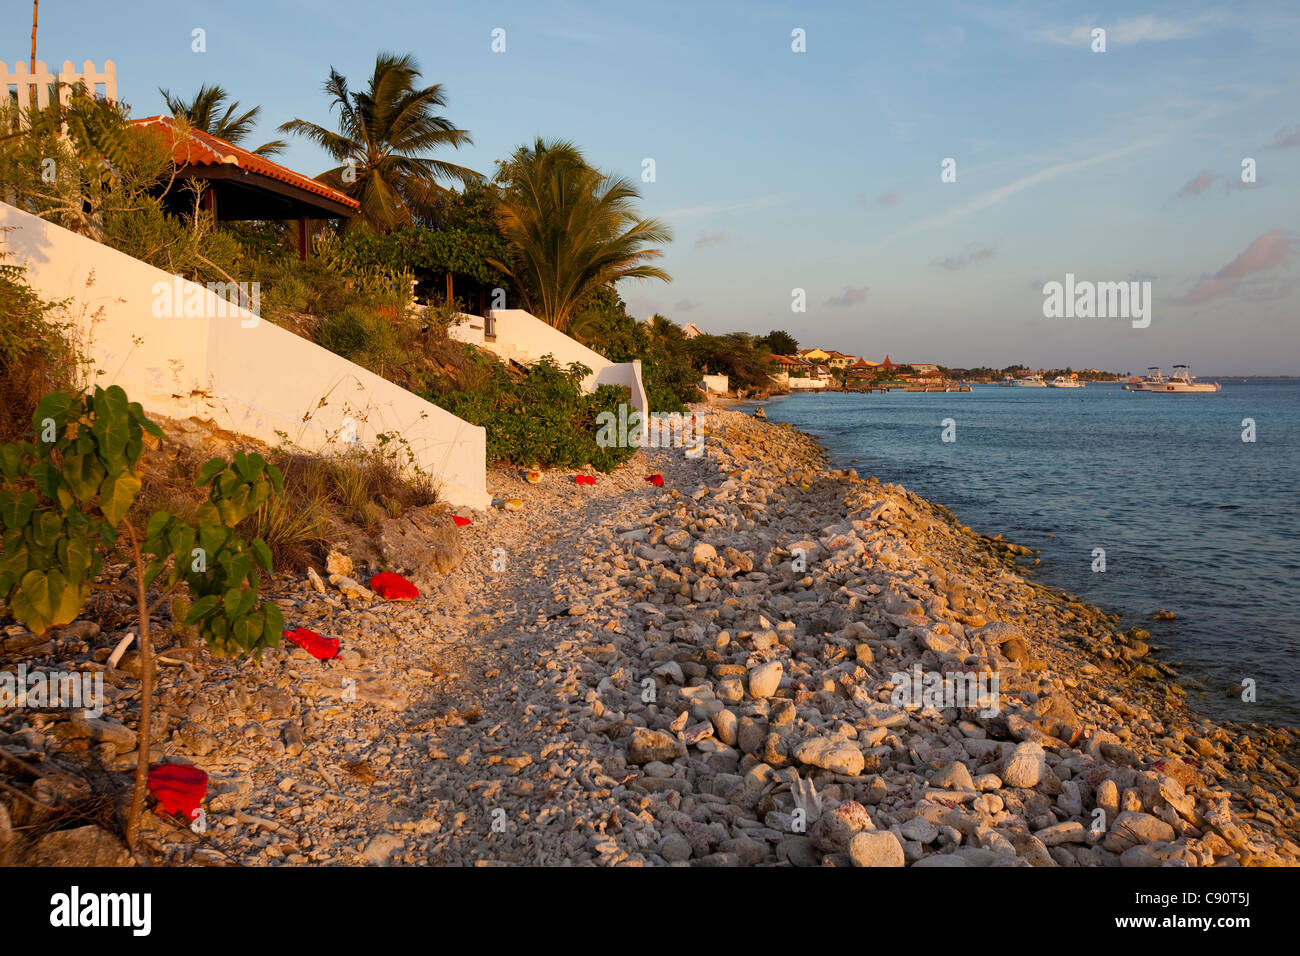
[445,271,453,305]
[29,2,38,106]
[298,216,308,260]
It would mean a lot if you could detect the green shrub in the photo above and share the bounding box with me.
[439,357,637,472]
[0,384,284,851]
[314,306,379,360]
[0,257,77,445]
[569,291,696,413]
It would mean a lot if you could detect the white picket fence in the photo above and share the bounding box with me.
[0,60,117,126]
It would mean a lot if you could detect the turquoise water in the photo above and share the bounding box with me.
[763,381,1300,727]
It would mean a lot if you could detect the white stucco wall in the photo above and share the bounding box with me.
[701,374,729,395]
[787,376,831,390]
[1,201,491,510]
[450,309,649,413]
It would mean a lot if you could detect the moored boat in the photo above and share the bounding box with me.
[1146,364,1221,393]
[1128,367,1167,391]
[1049,375,1085,388]
[1012,374,1047,387]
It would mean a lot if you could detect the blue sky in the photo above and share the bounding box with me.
[19,0,1300,374]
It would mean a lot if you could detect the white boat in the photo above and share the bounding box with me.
[1127,367,1167,391]
[1049,375,1084,388]
[998,376,1016,387]
[1012,374,1047,387]
[1146,365,1221,393]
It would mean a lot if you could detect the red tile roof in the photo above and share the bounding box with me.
[129,115,359,210]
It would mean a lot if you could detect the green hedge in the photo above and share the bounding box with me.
[438,357,637,472]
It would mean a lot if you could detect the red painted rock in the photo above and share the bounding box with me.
[284,627,340,661]
[370,572,418,600]
[148,763,208,820]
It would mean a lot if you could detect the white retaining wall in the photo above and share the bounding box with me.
[701,373,729,395]
[1,201,491,510]
[451,309,649,413]
[788,376,831,390]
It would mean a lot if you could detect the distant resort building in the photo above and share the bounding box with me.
[823,350,858,369]
[783,349,955,386]
[786,359,833,390]
[682,323,703,339]
[766,353,811,388]
[846,356,879,376]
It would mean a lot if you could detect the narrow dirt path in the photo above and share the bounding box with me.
[169,442,690,866]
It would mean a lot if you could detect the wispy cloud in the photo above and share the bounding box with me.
[878,190,900,206]
[1037,14,1220,48]
[900,138,1160,236]
[1176,171,1215,198]
[935,244,996,270]
[673,298,699,312]
[1271,124,1300,148]
[694,231,727,248]
[823,285,870,308]
[1183,228,1292,304]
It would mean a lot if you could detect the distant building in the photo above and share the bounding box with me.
[765,353,806,389]
[846,357,880,379]
[682,323,703,339]
[798,347,831,362]
[823,350,858,369]
[788,364,833,390]
[767,354,808,369]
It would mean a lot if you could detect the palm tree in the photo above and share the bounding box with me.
[159,84,286,156]
[646,314,685,346]
[489,138,672,332]
[278,52,479,233]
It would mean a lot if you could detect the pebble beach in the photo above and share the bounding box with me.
[5,407,1298,867]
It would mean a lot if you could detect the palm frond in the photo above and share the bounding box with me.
[279,52,478,232]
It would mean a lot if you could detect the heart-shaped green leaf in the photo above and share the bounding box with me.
[98,470,141,526]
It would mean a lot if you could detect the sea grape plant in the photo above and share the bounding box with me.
[0,384,284,851]
[142,452,285,658]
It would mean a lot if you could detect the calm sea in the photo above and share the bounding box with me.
[762,381,1300,727]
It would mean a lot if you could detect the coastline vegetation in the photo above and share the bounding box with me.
[1,50,808,466]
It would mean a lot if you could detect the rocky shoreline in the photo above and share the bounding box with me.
[3,407,1298,867]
